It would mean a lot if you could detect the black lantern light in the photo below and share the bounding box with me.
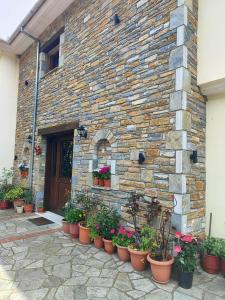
[190,150,198,164]
[138,152,145,165]
[114,14,121,25]
[77,125,88,139]
[27,135,32,144]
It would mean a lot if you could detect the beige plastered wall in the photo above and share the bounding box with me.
[198,0,225,238]
[0,50,19,174]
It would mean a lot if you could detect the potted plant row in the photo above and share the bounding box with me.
[92,166,111,188]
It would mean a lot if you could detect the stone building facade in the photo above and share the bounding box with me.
[14,0,205,234]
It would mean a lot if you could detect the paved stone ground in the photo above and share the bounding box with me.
[0,211,224,300]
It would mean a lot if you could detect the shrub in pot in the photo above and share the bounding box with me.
[219,239,225,277]
[66,208,85,238]
[0,168,14,209]
[75,190,98,244]
[174,232,198,289]
[147,205,175,284]
[37,202,45,213]
[5,186,24,210]
[23,189,33,213]
[112,226,135,262]
[97,204,119,254]
[200,236,220,274]
[92,171,99,186]
[99,166,111,188]
[0,191,10,209]
[129,226,156,271]
[87,216,103,249]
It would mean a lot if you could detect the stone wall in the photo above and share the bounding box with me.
[14,0,206,233]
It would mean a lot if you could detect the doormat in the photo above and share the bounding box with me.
[28,217,54,226]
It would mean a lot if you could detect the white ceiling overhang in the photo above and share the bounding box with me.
[0,0,75,55]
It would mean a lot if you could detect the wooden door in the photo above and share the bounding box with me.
[45,132,74,213]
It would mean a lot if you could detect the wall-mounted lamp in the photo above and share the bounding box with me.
[138,152,145,165]
[25,80,29,86]
[77,125,88,139]
[14,155,18,161]
[114,14,121,25]
[190,150,198,164]
[27,135,32,144]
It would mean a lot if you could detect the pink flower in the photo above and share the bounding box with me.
[181,235,193,243]
[174,245,182,253]
[119,227,126,235]
[96,224,100,230]
[99,166,111,174]
[110,228,115,234]
[127,232,133,238]
[175,232,182,239]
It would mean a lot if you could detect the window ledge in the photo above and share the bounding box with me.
[91,186,113,191]
[40,66,61,80]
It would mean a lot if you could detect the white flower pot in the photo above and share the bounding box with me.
[16,206,24,214]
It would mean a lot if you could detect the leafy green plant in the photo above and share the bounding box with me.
[92,171,99,179]
[174,232,199,272]
[131,226,157,252]
[112,226,135,247]
[87,215,102,240]
[65,208,85,224]
[95,204,120,240]
[218,238,225,259]
[200,236,221,257]
[24,189,33,204]
[37,202,44,208]
[75,190,98,224]
[5,186,24,201]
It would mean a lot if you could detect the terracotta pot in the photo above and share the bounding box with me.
[62,220,70,234]
[104,179,111,188]
[70,223,79,238]
[147,254,174,284]
[202,255,220,274]
[221,259,225,277]
[79,222,91,244]
[13,199,24,210]
[98,179,104,187]
[94,236,103,249]
[93,178,99,186]
[117,245,130,262]
[16,206,24,214]
[128,247,149,271]
[20,170,28,178]
[24,204,33,213]
[0,200,10,209]
[37,207,45,213]
[103,238,116,254]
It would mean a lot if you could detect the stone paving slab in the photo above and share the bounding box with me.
[0,211,224,300]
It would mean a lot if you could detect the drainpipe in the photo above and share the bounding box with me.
[20,27,40,192]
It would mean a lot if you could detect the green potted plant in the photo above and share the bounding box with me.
[92,171,99,186]
[112,226,135,262]
[62,200,74,234]
[18,163,29,178]
[23,189,33,213]
[219,238,225,277]
[66,208,85,238]
[0,168,14,209]
[147,206,175,284]
[99,166,111,187]
[76,190,98,244]
[174,232,199,289]
[5,186,24,210]
[37,202,45,213]
[87,215,103,249]
[129,226,157,271]
[200,236,221,274]
[0,191,8,209]
[97,204,120,254]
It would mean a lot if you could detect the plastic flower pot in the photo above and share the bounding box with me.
[202,255,220,274]
[147,254,174,284]
[94,236,103,249]
[79,222,91,244]
[221,259,225,277]
[13,199,25,210]
[128,247,149,271]
[70,223,79,238]
[98,179,104,187]
[179,271,194,289]
[62,220,70,234]
[24,204,33,213]
[16,206,24,214]
[37,207,45,213]
[0,200,10,209]
[20,170,28,178]
[117,245,130,262]
[93,178,99,186]
[103,238,116,254]
[104,179,111,188]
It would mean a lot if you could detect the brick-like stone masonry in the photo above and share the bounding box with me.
[14,0,206,234]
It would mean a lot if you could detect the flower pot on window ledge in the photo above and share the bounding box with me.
[20,170,28,178]
[93,178,99,186]
[104,179,111,188]
[98,179,104,187]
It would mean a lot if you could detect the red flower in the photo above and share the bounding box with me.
[174,245,182,253]
[175,232,182,239]
[127,232,133,239]
[110,228,115,234]
[119,227,126,235]
[181,234,193,243]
